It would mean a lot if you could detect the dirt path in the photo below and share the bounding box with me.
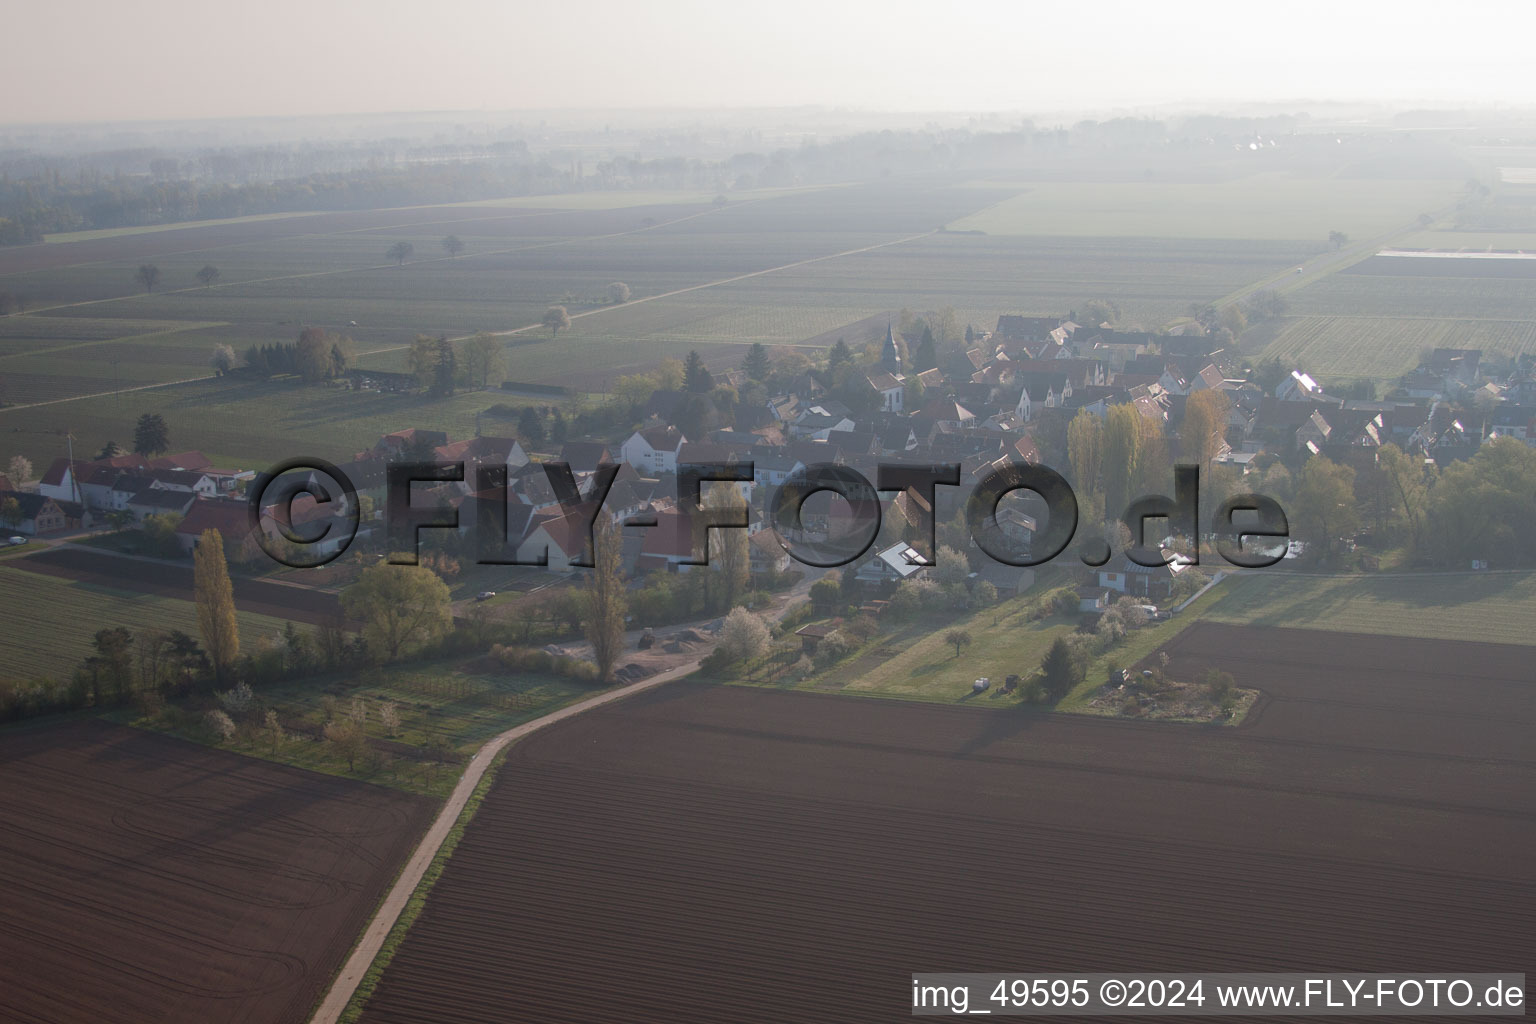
[304,656,701,1024]
[307,570,823,1023]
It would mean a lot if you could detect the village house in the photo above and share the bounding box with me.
[620,426,688,475]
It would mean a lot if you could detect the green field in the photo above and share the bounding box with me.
[0,376,564,468]
[0,176,1340,467]
[1202,571,1536,645]
[949,175,1458,241]
[0,564,291,679]
[43,211,323,244]
[1254,314,1536,382]
[818,608,1078,704]
[444,184,838,210]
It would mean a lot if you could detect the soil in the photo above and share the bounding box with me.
[0,719,434,1023]
[355,623,1536,1022]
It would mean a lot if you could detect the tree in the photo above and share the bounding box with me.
[407,334,440,390]
[1080,298,1120,326]
[654,357,686,391]
[134,264,161,293]
[133,412,170,456]
[944,629,973,659]
[607,281,631,303]
[742,342,770,382]
[6,455,31,485]
[516,406,546,444]
[0,497,21,530]
[386,241,414,266]
[683,350,714,394]
[1292,456,1359,562]
[442,234,465,258]
[1066,409,1104,498]
[1218,304,1248,340]
[99,440,125,460]
[195,264,220,288]
[209,344,237,374]
[542,305,571,338]
[707,481,750,610]
[827,338,853,369]
[378,701,401,737]
[584,517,627,683]
[431,337,457,396]
[1181,389,1230,469]
[1328,230,1350,250]
[1244,289,1289,322]
[462,332,506,388]
[206,709,237,743]
[341,561,453,661]
[933,544,969,586]
[1424,437,1536,567]
[216,680,255,714]
[324,720,368,771]
[194,529,240,683]
[913,325,938,372]
[1038,636,1084,703]
[295,327,346,382]
[720,607,770,662]
[1375,443,1428,553]
[1101,404,1143,520]
[262,709,284,753]
[809,576,842,610]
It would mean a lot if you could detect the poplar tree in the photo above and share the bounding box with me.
[194,529,240,684]
[585,517,627,683]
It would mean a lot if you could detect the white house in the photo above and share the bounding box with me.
[853,542,932,584]
[620,426,687,475]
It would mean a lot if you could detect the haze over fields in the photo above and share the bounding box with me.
[6,0,1536,124]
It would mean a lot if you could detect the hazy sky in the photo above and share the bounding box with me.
[7,0,1536,124]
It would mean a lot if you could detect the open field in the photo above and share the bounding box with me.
[356,654,1535,1022]
[1253,314,1536,382]
[441,184,838,210]
[0,374,562,468]
[14,546,345,620]
[0,718,434,1024]
[0,562,292,679]
[948,175,1457,240]
[1257,244,1536,379]
[1286,255,1536,320]
[1203,570,1536,644]
[0,176,1325,466]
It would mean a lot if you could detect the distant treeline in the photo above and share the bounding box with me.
[0,157,564,243]
[0,114,1324,245]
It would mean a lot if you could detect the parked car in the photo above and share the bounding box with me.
[6,536,25,546]
[475,591,496,601]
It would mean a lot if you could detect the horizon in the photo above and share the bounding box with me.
[8,0,1536,125]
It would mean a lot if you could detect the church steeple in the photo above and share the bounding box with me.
[881,320,903,374]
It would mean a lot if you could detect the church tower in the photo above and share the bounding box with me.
[880,321,903,375]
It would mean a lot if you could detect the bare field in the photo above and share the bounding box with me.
[0,719,434,1024]
[357,627,1535,1023]
[948,175,1456,240]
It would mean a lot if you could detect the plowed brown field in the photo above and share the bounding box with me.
[0,720,433,1023]
[357,624,1535,1024]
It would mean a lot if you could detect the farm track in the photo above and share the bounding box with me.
[0,720,434,1024]
[355,625,1535,1023]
